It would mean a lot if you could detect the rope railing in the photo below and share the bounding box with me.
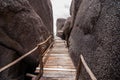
[76,54,97,80]
[38,35,52,46]
[0,35,53,73]
[35,41,54,80]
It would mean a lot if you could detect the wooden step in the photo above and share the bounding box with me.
[35,37,76,80]
[36,67,76,72]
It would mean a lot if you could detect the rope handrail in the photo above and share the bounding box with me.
[76,54,97,80]
[80,55,97,80]
[38,35,52,45]
[35,41,54,80]
[0,35,53,72]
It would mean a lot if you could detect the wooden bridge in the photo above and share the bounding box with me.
[34,37,76,80]
[0,35,97,80]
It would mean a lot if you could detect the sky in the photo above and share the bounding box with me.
[51,0,72,35]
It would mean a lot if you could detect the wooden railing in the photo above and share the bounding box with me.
[0,35,54,80]
[35,38,54,80]
[76,55,97,80]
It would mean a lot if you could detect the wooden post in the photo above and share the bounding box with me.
[75,56,82,80]
[35,46,43,80]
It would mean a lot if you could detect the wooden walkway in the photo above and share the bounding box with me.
[35,37,76,80]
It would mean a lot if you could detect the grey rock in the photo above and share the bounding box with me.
[28,0,53,34]
[0,0,53,80]
[70,0,82,29]
[62,17,72,47]
[69,0,120,80]
[56,18,66,37]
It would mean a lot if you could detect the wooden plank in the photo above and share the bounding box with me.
[44,54,69,57]
[26,73,36,77]
[43,64,74,67]
[36,67,76,72]
[43,71,75,78]
[40,77,75,80]
[35,37,76,80]
[44,65,75,69]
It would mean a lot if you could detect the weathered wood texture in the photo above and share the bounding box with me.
[35,37,76,80]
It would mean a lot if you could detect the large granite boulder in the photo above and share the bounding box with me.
[0,0,52,80]
[70,0,82,18]
[29,0,53,34]
[62,17,72,46]
[69,0,120,80]
[56,18,66,38]
[70,0,82,29]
